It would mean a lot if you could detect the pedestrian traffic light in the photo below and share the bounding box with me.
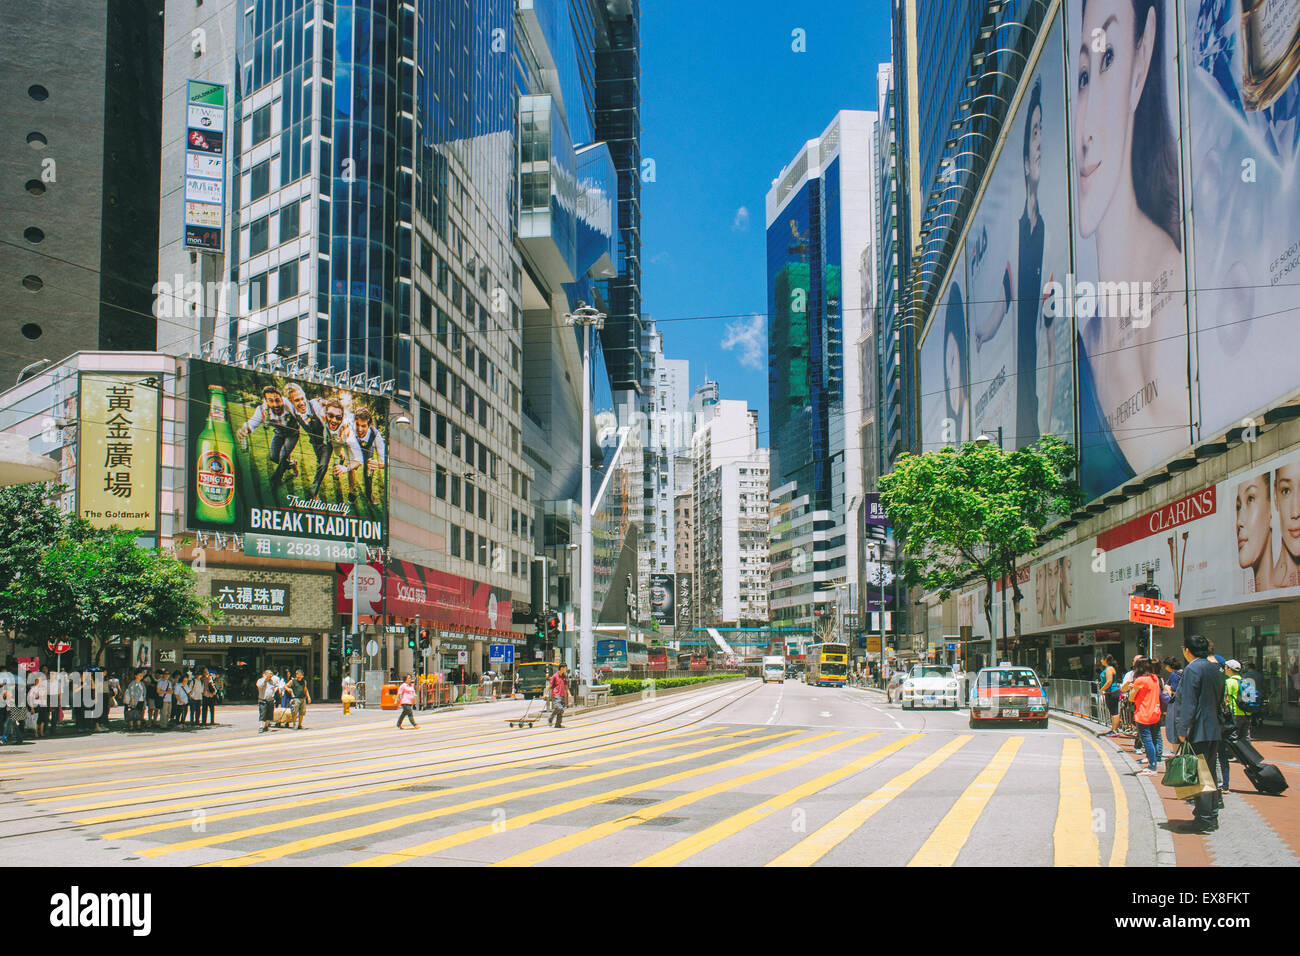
[419,628,430,650]
[534,617,546,641]
[547,614,560,636]
[407,626,417,650]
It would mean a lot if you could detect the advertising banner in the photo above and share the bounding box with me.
[211,579,291,617]
[961,445,1300,634]
[336,558,515,637]
[674,572,693,631]
[649,572,675,626]
[184,80,226,251]
[77,372,160,533]
[185,359,388,546]
[1065,0,1192,500]
[1185,0,1300,435]
[965,14,1074,450]
[919,243,969,451]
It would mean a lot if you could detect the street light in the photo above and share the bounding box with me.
[973,427,1006,669]
[564,301,605,690]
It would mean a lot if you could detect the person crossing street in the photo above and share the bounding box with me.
[396,674,419,729]
[546,664,569,729]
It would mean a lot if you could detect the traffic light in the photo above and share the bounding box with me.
[534,616,546,641]
[547,614,560,637]
[407,626,417,650]
[419,627,430,650]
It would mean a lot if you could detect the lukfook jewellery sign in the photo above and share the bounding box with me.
[211,579,291,616]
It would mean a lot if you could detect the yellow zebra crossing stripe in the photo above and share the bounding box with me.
[1053,736,1100,866]
[908,736,1023,866]
[767,735,972,867]
[346,732,834,868]
[1065,725,1129,867]
[632,733,922,867]
[493,733,890,867]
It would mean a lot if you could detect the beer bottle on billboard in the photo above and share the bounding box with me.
[195,384,237,524]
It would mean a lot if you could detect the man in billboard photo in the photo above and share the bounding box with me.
[236,384,302,492]
[1235,473,1276,593]
[971,78,1056,447]
[311,399,366,506]
[1273,461,1300,589]
[284,382,330,496]
[353,406,386,506]
[1073,0,1188,496]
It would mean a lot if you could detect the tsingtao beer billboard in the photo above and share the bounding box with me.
[185,359,389,547]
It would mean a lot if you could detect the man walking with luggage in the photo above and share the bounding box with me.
[396,674,419,729]
[1218,660,1252,792]
[546,664,569,729]
[1177,634,1226,833]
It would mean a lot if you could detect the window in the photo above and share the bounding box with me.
[418,344,431,384]
[450,523,461,557]
[249,216,269,256]
[419,291,431,328]
[478,536,488,566]
[278,260,299,300]
[252,104,271,145]
[450,475,461,508]
[436,361,447,396]
[436,414,447,447]
[250,160,271,201]
[419,240,432,277]
[435,466,446,500]
[451,427,462,456]
[463,435,474,465]
[477,443,487,473]
[279,201,300,240]
[419,405,431,437]
[250,272,268,309]
[478,488,487,520]
[437,257,449,291]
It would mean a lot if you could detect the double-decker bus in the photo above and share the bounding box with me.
[647,646,672,673]
[807,642,849,686]
[677,651,709,672]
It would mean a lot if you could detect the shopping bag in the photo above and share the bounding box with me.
[1161,742,1199,788]
[1172,754,1218,800]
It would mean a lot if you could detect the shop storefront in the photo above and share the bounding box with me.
[187,567,335,701]
[1184,604,1300,727]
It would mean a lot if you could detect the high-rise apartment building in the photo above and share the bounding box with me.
[766,110,875,632]
[0,0,164,385]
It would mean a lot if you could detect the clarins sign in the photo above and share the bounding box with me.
[1097,488,1218,552]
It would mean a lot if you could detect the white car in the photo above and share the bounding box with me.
[900,664,961,710]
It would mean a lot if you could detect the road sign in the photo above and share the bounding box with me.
[457,650,469,665]
[365,639,380,657]
[489,644,515,665]
[1129,595,1175,628]
[47,639,71,654]
[946,642,958,650]
[422,647,432,658]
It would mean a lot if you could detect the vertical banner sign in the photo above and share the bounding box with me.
[649,573,675,627]
[77,373,160,533]
[674,572,693,631]
[184,80,226,251]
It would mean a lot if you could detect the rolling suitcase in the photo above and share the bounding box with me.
[1223,731,1289,795]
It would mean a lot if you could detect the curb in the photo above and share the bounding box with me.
[1049,709,1177,867]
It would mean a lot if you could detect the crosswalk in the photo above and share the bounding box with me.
[0,702,1148,867]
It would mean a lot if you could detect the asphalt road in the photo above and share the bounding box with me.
[0,678,1159,866]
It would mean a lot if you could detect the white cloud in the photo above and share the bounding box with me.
[732,206,751,231]
[721,314,766,371]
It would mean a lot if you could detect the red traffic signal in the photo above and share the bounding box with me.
[547,614,560,631]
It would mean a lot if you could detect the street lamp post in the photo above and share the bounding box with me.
[975,427,1006,668]
[565,302,605,691]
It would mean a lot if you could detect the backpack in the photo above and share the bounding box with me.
[1237,676,1261,714]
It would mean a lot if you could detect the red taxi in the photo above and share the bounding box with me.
[968,664,1049,729]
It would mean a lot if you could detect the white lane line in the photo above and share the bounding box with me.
[819,711,832,718]
[766,686,785,725]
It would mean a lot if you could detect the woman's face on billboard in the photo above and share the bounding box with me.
[1275,463,1300,560]
[1074,0,1153,237]
[945,332,964,409]
[1236,476,1272,570]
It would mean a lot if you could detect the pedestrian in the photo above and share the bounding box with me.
[187,672,203,724]
[1130,658,1164,775]
[395,674,419,729]
[1099,654,1123,737]
[156,669,173,727]
[172,670,189,728]
[256,668,277,733]
[124,670,146,731]
[1119,653,1144,752]
[1208,640,1227,670]
[1162,657,1183,749]
[1219,660,1252,793]
[199,668,218,725]
[0,661,21,745]
[341,672,356,715]
[290,669,310,730]
[69,670,87,734]
[29,672,48,738]
[144,669,159,727]
[1176,633,1227,834]
[102,673,120,730]
[546,664,569,729]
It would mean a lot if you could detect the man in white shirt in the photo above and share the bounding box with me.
[256,668,277,733]
[156,670,173,727]
[310,399,365,505]
[237,384,302,491]
[172,674,189,727]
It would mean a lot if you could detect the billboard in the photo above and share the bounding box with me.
[1185,0,1300,435]
[649,572,675,626]
[675,572,694,631]
[965,14,1074,451]
[185,359,388,546]
[336,558,517,640]
[184,80,226,252]
[919,244,969,451]
[77,372,161,533]
[1065,0,1192,499]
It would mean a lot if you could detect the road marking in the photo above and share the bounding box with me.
[766,686,784,725]
[634,733,922,868]
[1054,737,1099,867]
[345,732,829,868]
[1063,725,1128,867]
[202,730,803,866]
[819,711,832,718]
[492,733,881,867]
[99,726,732,841]
[767,735,972,867]
[907,736,1023,867]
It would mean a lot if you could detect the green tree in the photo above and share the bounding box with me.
[6,520,216,665]
[0,483,73,635]
[878,435,1081,660]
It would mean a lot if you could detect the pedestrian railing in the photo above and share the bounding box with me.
[1044,678,1106,726]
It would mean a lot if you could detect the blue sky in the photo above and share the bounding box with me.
[639,0,893,441]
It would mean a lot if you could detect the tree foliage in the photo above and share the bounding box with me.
[0,484,216,663]
[878,436,1082,653]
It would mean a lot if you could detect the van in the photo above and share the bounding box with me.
[761,656,786,683]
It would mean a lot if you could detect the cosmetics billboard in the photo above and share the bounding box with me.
[919,244,969,451]
[1185,0,1300,435]
[965,14,1075,451]
[1066,0,1193,500]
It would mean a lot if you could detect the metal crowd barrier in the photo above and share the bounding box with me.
[1044,678,1106,726]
